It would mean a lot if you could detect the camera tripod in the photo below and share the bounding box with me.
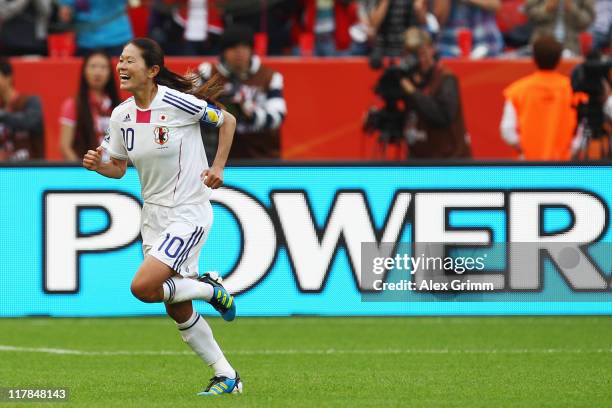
[572,119,612,160]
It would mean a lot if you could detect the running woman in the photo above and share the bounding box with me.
[82,38,242,396]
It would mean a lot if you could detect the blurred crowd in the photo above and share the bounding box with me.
[0,0,610,163]
[0,0,609,58]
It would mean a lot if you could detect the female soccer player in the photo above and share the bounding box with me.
[82,38,242,396]
[60,50,120,161]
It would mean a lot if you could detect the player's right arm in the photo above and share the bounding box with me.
[83,117,128,178]
[83,146,127,178]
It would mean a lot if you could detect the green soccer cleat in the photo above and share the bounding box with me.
[197,373,243,396]
[198,272,236,321]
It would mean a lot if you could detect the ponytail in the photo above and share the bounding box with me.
[128,38,225,108]
[156,67,225,108]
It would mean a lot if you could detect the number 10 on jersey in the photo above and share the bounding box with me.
[121,128,134,151]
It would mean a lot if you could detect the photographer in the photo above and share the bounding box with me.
[571,51,612,157]
[399,27,471,158]
[198,24,287,159]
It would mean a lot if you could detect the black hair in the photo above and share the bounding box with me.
[220,24,255,51]
[127,38,223,104]
[533,35,563,70]
[75,50,120,156]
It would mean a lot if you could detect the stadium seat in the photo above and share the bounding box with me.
[128,5,150,38]
[47,32,76,57]
[579,31,593,55]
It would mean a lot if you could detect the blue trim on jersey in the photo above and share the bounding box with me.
[165,92,204,111]
[162,97,199,115]
[172,227,202,271]
[163,93,203,115]
[164,93,201,111]
[175,227,206,272]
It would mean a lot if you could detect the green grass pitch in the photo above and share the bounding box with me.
[1,316,612,407]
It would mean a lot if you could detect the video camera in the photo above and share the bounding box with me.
[363,28,429,145]
[363,57,419,144]
[572,54,612,140]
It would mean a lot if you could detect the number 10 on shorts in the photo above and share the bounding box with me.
[158,233,184,258]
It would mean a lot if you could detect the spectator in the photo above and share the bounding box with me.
[221,0,298,55]
[148,0,223,56]
[525,0,595,56]
[198,24,287,159]
[346,0,377,55]
[148,0,189,55]
[500,36,576,160]
[369,0,427,57]
[57,0,133,56]
[183,0,224,55]
[294,0,361,56]
[399,27,471,158]
[59,50,119,161]
[0,58,44,160]
[0,0,52,55]
[590,0,611,51]
[313,0,338,55]
[434,0,504,58]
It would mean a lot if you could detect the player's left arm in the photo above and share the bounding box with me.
[201,110,236,189]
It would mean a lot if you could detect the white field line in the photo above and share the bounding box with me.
[2,345,612,356]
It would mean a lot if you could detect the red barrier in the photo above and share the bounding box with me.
[10,57,577,161]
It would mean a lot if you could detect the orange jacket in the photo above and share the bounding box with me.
[504,70,577,160]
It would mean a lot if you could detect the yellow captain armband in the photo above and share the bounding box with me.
[201,104,224,128]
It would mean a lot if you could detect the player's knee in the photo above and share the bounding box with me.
[130,279,159,303]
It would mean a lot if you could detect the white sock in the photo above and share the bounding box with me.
[163,276,214,304]
[177,311,235,377]
[212,357,236,378]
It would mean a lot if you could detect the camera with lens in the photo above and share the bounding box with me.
[364,28,427,144]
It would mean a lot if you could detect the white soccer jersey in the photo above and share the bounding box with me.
[103,85,224,207]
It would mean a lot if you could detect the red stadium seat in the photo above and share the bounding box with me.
[47,32,76,57]
[128,5,150,38]
[579,31,593,55]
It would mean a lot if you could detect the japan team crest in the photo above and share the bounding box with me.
[154,126,169,145]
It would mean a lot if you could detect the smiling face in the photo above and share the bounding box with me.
[116,43,159,93]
